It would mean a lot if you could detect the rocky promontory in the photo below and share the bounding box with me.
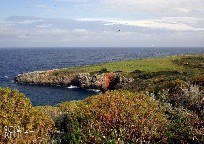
[15,69,133,91]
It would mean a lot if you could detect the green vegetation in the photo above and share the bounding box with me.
[1,54,204,143]
[54,91,170,143]
[37,90,203,143]
[0,88,54,144]
[57,54,204,74]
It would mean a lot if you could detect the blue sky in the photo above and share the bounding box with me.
[0,0,204,47]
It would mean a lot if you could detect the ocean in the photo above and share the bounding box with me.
[0,47,203,106]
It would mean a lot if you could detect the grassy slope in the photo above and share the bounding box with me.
[58,54,203,74]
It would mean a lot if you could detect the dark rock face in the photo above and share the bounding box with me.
[15,70,133,91]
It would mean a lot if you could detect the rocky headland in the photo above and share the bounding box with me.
[15,54,204,93]
[15,69,133,91]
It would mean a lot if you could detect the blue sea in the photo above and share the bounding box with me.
[0,47,203,106]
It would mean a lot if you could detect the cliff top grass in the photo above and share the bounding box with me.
[56,54,204,75]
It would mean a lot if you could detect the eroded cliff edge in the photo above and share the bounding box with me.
[15,69,133,91]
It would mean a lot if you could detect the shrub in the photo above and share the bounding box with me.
[156,83,204,118]
[172,56,204,69]
[164,106,204,143]
[55,91,169,143]
[181,85,204,116]
[157,79,188,94]
[192,74,204,87]
[0,88,54,144]
[99,68,108,74]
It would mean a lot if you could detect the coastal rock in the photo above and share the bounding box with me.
[76,72,133,90]
[15,70,133,91]
[15,70,78,87]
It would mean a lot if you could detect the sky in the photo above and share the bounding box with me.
[0,0,204,47]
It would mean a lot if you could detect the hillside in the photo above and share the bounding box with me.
[2,54,203,143]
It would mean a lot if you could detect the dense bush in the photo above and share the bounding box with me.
[0,88,54,144]
[1,87,202,143]
[124,70,190,94]
[99,68,109,74]
[172,56,204,69]
[156,83,204,117]
[153,83,204,143]
[55,91,169,143]
[192,74,204,87]
[163,105,204,143]
[155,79,188,94]
[52,90,204,143]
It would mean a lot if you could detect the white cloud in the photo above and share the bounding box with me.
[79,17,204,31]
[63,0,204,32]
[1,15,204,47]
[96,0,204,16]
[19,20,44,24]
[175,8,190,13]
[36,24,52,28]
[56,0,204,19]
[159,17,202,24]
[72,29,88,33]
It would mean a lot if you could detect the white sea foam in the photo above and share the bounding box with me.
[67,85,78,89]
[87,89,102,94]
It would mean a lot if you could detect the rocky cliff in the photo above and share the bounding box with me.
[15,70,133,91]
